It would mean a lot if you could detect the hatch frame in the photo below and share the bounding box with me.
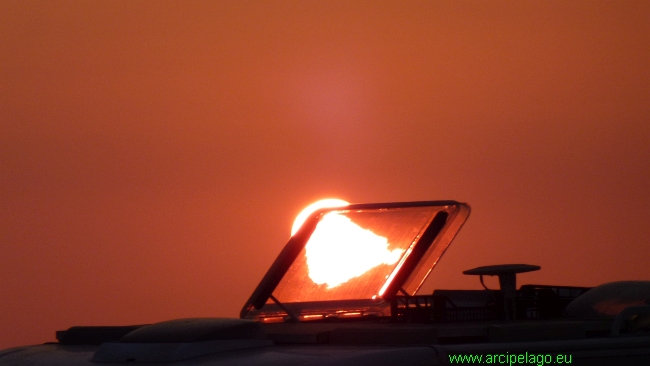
[240,200,471,321]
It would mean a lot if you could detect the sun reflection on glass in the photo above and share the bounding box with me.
[305,212,404,288]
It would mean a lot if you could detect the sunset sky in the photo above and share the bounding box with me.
[1,1,649,349]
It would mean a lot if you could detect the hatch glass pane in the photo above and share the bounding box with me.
[271,206,443,303]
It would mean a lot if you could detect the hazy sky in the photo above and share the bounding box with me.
[1,0,649,349]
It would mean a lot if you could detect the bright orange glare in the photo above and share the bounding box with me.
[291,198,349,236]
[305,212,404,288]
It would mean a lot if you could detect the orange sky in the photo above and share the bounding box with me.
[1,0,649,349]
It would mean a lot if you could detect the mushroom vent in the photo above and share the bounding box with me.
[91,319,273,363]
[120,318,267,343]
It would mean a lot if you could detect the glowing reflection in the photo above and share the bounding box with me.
[305,212,404,288]
[593,299,648,316]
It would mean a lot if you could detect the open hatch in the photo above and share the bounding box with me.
[240,201,471,322]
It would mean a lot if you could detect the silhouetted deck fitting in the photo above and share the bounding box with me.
[463,264,541,321]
